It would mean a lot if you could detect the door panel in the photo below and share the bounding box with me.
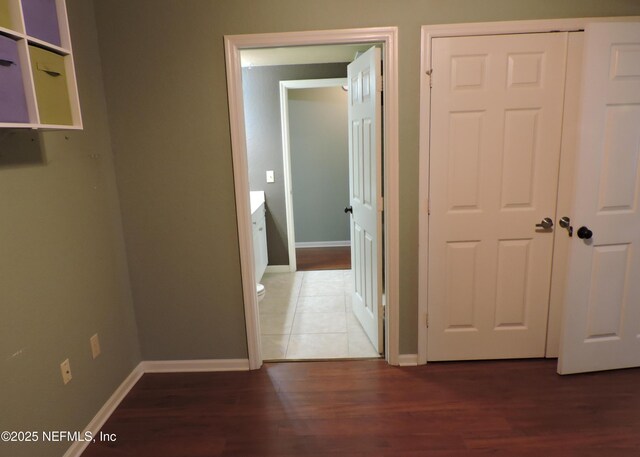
[348,47,383,353]
[428,33,568,361]
[558,22,640,375]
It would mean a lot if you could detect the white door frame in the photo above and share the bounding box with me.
[418,16,640,366]
[225,27,399,369]
[279,78,349,273]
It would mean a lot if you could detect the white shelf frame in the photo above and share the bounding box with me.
[0,0,82,129]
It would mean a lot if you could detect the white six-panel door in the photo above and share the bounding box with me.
[558,22,640,375]
[348,47,383,353]
[428,33,568,360]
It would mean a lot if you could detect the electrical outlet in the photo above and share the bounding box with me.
[60,359,72,385]
[90,334,101,359]
[266,170,275,183]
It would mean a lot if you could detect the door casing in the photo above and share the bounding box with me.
[418,17,640,366]
[225,28,400,369]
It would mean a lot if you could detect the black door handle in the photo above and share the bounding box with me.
[344,206,353,214]
[577,226,593,240]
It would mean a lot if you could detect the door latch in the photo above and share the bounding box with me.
[536,217,554,230]
[559,216,573,237]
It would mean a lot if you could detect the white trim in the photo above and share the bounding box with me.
[225,27,400,368]
[141,359,250,373]
[417,16,640,366]
[397,354,418,367]
[225,35,263,370]
[279,80,297,273]
[265,265,292,274]
[295,240,351,248]
[62,363,144,457]
[280,77,348,273]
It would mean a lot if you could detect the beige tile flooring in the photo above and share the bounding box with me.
[259,269,380,360]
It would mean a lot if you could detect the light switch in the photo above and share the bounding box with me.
[266,170,275,183]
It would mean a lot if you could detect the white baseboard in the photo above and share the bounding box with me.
[142,359,250,373]
[62,363,144,457]
[295,241,350,248]
[397,354,418,367]
[62,358,250,456]
[265,265,292,273]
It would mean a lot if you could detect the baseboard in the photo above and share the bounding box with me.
[295,241,350,248]
[265,265,292,273]
[141,358,250,373]
[62,362,144,457]
[397,354,418,367]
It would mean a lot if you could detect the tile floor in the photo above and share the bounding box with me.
[259,269,380,360]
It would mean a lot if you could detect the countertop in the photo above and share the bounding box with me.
[250,191,265,215]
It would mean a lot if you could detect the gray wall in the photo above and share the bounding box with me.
[289,87,350,243]
[93,0,640,359]
[242,63,348,264]
[0,1,140,456]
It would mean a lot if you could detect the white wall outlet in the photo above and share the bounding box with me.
[90,333,101,359]
[266,170,275,183]
[60,359,72,385]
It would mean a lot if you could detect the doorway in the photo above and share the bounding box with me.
[261,75,369,360]
[279,78,351,272]
[242,47,382,361]
[225,27,400,369]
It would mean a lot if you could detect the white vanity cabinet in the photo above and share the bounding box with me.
[252,202,268,282]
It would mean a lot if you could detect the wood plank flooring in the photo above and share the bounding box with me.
[296,246,350,271]
[82,359,640,456]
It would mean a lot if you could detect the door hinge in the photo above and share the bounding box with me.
[426,313,429,328]
[378,196,384,212]
[426,69,433,88]
[427,198,431,215]
[377,75,383,92]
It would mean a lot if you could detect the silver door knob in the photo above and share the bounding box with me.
[559,216,573,236]
[536,217,554,230]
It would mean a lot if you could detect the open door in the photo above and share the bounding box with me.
[347,46,383,353]
[558,22,640,375]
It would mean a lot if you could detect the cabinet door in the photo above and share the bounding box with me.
[258,216,268,278]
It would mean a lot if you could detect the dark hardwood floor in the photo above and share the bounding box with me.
[82,359,640,456]
[296,246,351,271]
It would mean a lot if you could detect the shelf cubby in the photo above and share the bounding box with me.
[0,0,81,129]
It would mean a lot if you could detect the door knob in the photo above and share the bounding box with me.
[559,216,573,237]
[344,206,353,214]
[535,217,554,230]
[577,226,593,240]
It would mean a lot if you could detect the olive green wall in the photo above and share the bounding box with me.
[0,1,140,456]
[93,0,640,358]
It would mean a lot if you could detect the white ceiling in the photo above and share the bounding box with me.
[240,44,373,68]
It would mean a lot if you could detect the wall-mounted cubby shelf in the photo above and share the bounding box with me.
[0,0,82,129]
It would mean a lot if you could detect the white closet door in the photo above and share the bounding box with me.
[558,22,640,375]
[428,32,568,360]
